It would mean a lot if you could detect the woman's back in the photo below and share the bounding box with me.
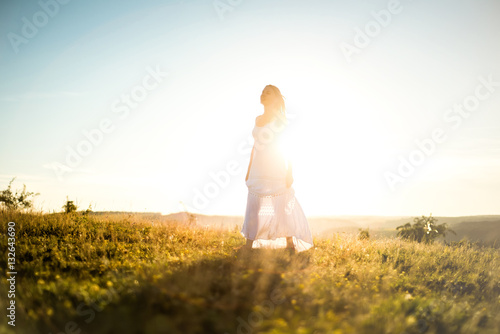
[248,119,287,181]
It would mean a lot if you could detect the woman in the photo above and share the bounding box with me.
[241,85,313,253]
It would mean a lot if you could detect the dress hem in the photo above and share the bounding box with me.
[240,232,314,253]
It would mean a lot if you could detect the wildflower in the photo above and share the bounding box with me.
[406,315,416,325]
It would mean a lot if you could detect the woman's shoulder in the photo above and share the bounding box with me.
[255,115,284,125]
[255,115,267,127]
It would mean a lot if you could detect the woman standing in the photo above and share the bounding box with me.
[241,85,313,253]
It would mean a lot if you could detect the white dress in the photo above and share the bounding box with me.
[241,117,313,252]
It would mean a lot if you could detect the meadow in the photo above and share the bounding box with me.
[1,210,499,334]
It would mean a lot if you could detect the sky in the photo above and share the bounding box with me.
[1,0,499,217]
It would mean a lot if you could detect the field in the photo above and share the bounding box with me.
[1,210,500,334]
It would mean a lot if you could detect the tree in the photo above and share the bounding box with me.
[358,228,370,240]
[0,177,39,211]
[62,198,77,214]
[397,214,455,243]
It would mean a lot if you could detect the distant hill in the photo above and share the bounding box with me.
[88,211,162,217]
[164,212,242,230]
[159,213,500,247]
[86,212,500,247]
[309,215,500,245]
[442,219,500,247]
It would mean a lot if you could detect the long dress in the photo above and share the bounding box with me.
[241,117,314,252]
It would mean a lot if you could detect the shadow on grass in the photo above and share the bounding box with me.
[40,248,314,334]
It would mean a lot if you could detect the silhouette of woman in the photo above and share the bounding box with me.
[241,85,313,253]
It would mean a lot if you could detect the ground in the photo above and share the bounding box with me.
[0,210,499,334]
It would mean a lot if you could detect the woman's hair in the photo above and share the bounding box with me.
[265,84,286,117]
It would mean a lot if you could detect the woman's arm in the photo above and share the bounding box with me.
[245,146,255,182]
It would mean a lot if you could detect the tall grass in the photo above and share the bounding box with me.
[1,210,499,334]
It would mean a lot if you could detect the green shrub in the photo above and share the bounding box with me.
[0,177,38,211]
[397,214,455,243]
[358,228,370,240]
[62,198,78,214]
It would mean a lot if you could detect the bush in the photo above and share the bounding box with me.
[397,214,455,243]
[62,199,77,214]
[358,228,370,240]
[0,177,38,211]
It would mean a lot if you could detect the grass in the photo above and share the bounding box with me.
[1,210,499,334]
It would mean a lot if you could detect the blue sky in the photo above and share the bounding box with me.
[1,0,499,216]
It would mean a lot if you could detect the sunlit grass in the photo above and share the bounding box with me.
[0,210,499,334]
